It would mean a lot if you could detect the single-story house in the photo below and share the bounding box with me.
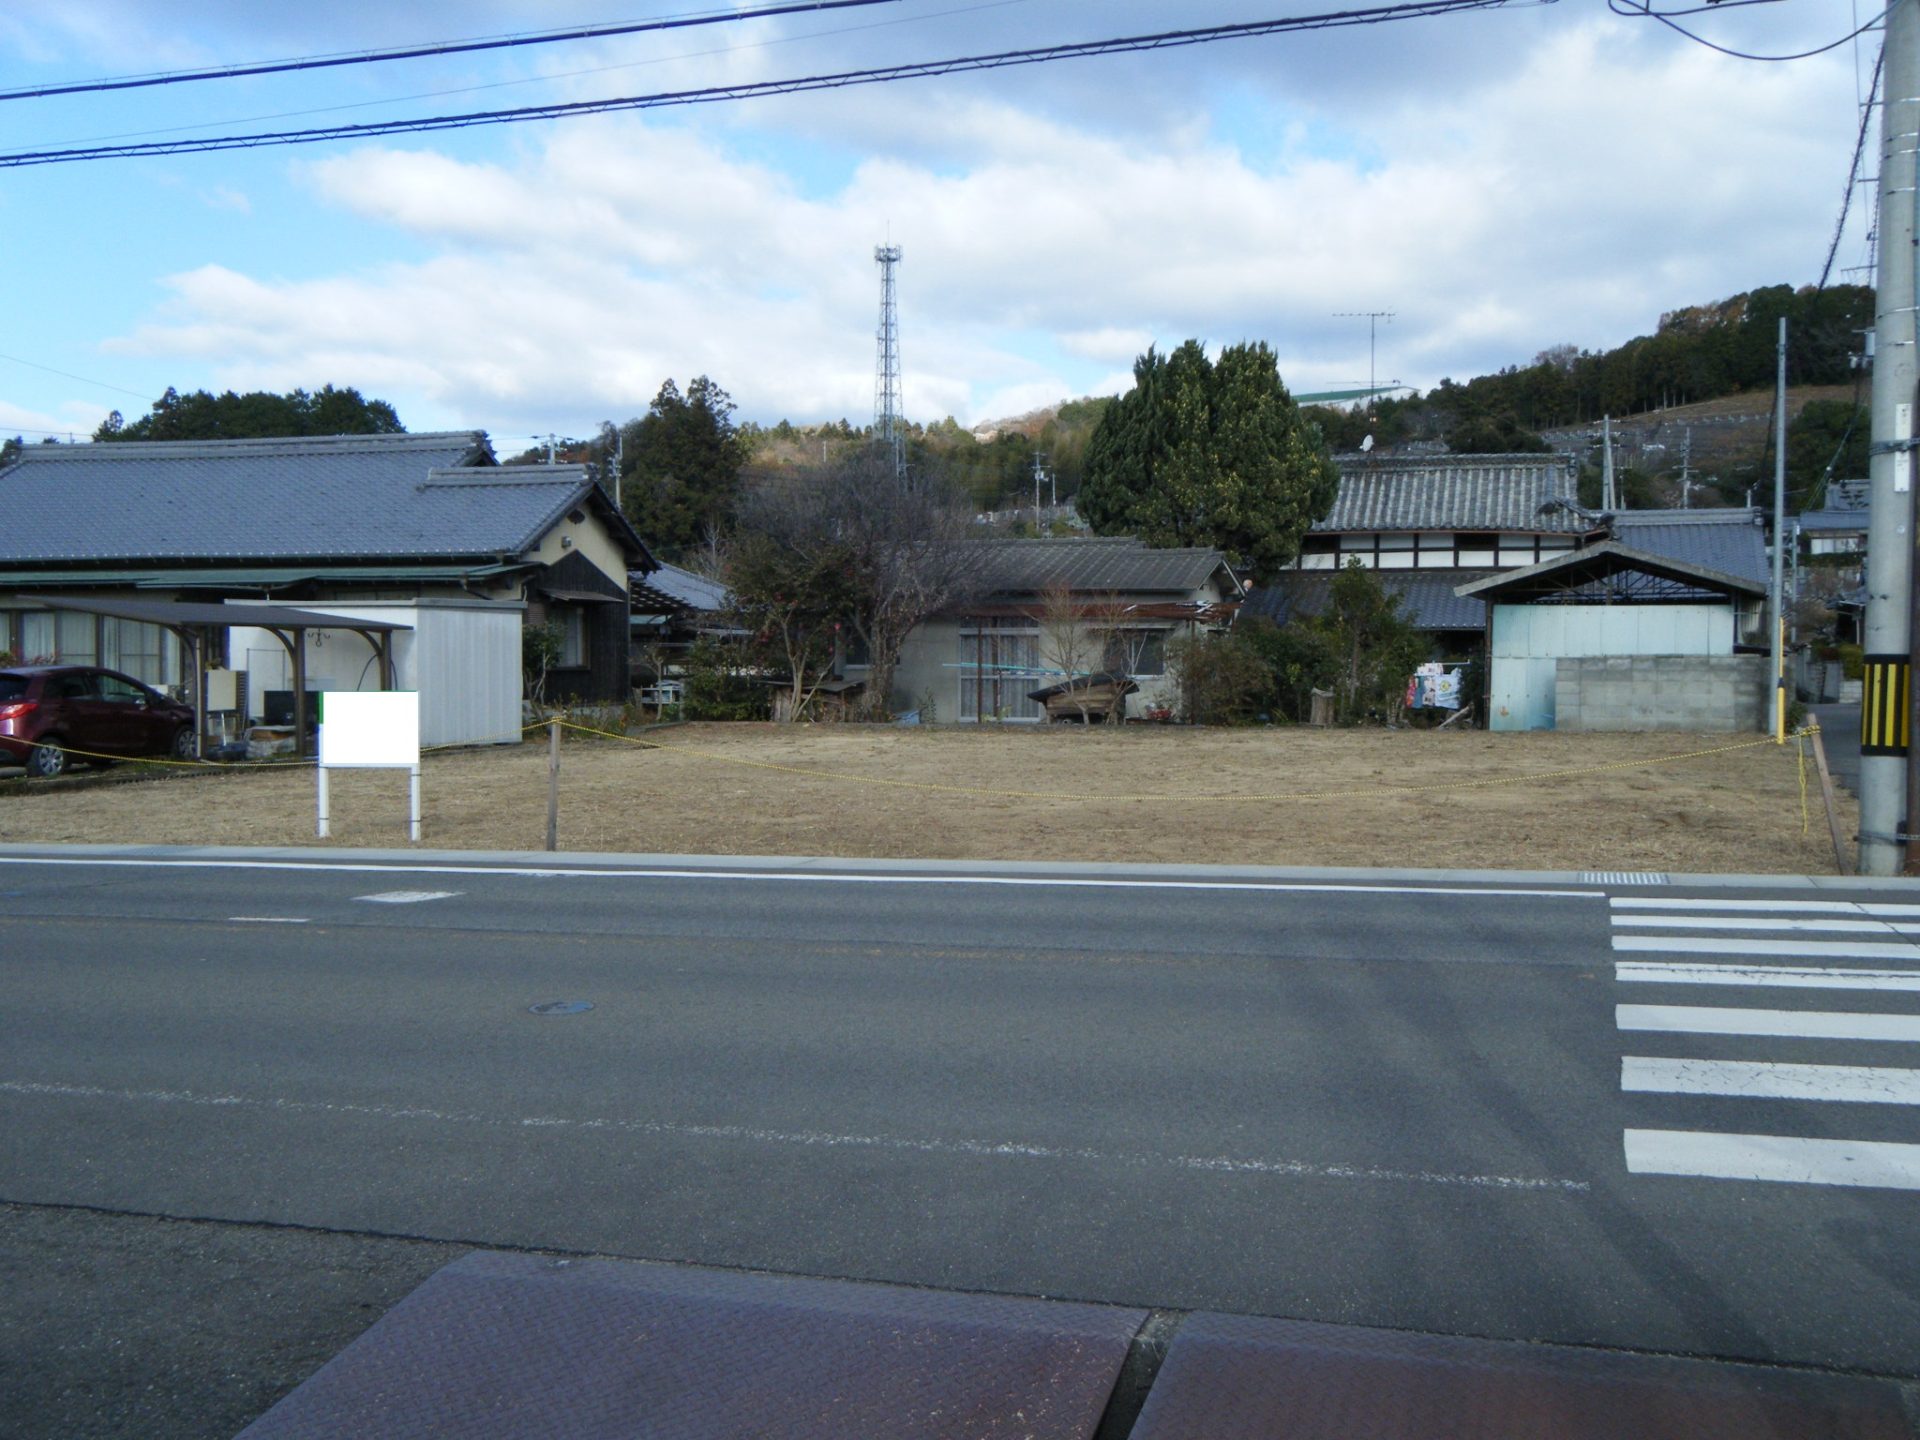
[887,538,1241,722]
[0,432,655,744]
[1457,542,1769,732]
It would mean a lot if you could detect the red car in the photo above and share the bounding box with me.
[0,665,197,777]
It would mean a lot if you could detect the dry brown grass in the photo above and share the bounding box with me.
[0,722,1850,875]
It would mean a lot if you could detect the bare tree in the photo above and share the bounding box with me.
[821,450,987,718]
[729,474,857,722]
[1037,582,1102,723]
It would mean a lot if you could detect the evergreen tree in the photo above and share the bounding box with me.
[1079,340,1337,579]
[620,376,747,558]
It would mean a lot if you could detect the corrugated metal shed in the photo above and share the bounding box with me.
[1317,454,1585,534]
[1610,509,1768,587]
[0,433,649,566]
[1243,569,1500,632]
[977,538,1236,596]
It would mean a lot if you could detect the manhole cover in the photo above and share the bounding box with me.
[528,1000,594,1016]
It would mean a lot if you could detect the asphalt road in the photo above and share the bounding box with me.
[2,848,1917,1435]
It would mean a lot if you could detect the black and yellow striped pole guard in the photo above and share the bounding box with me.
[1860,654,1911,757]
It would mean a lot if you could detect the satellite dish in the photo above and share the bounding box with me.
[1360,434,1375,452]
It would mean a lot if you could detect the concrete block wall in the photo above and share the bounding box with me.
[1554,654,1767,732]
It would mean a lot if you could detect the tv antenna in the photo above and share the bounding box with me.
[1333,310,1394,415]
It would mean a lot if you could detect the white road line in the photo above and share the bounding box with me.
[1611,936,1920,960]
[0,1078,1590,1193]
[0,856,1599,900]
[1612,915,1920,935]
[1618,961,1920,991]
[1624,1130,1920,1190]
[227,916,309,924]
[1622,1056,1920,1104]
[1616,1004,1920,1042]
[354,890,463,904]
[1611,898,1920,916]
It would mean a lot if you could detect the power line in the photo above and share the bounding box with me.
[0,350,153,400]
[31,0,1033,152]
[1609,0,1889,62]
[1819,40,1885,292]
[0,0,910,103]
[0,0,1531,170]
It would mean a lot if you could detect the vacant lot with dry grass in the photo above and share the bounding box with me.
[0,722,1849,875]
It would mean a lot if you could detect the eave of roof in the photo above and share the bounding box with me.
[1454,541,1766,600]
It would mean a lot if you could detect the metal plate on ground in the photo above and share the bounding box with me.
[238,1251,1144,1440]
[1128,1313,1911,1440]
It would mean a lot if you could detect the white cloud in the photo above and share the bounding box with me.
[92,14,1862,437]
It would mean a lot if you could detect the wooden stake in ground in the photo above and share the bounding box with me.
[1808,725,1853,876]
[546,718,560,853]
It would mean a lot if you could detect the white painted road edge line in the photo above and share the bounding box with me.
[1616,961,1920,991]
[1621,1056,1920,1105]
[227,916,310,925]
[1624,1129,1920,1190]
[1612,936,1920,960]
[354,891,464,905]
[0,1078,1590,1193]
[1616,1004,1920,1042]
[0,855,1597,900]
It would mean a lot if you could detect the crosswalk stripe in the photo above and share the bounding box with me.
[1611,915,1918,935]
[1617,961,1920,991]
[1623,1130,1920,1189]
[1622,1056,1920,1104]
[1611,935,1920,960]
[1611,897,1920,917]
[1616,1004,1920,1041]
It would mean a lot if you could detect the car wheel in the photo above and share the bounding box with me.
[171,726,197,759]
[26,740,69,778]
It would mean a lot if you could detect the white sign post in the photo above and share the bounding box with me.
[317,691,422,841]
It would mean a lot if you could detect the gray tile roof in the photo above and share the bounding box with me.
[0,433,640,565]
[1243,569,1499,632]
[1455,541,1768,600]
[1318,453,1586,534]
[977,538,1236,597]
[1610,509,1769,587]
[633,561,731,612]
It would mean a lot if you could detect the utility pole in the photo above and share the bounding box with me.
[1680,427,1692,508]
[1032,451,1047,534]
[1602,415,1616,511]
[1861,0,1919,876]
[1770,318,1787,742]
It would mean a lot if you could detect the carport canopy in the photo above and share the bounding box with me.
[17,595,412,759]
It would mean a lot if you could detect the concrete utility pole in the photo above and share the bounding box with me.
[1860,0,1920,876]
[1602,415,1616,511]
[1771,318,1787,742]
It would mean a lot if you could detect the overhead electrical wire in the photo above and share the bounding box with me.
[31,0,1035,151]
[1817,40,1884,292]
[1608,0,1888,62]
[0,0,1531,169]
[0,0,910,103]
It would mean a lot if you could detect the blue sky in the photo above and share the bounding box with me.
[0,1,1881,448]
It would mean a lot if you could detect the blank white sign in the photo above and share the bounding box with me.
[318,691,420,768]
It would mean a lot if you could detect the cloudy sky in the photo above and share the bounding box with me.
[0,1,1883,449]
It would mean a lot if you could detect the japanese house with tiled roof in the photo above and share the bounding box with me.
[0,432,655,739]
[887,537,1240,722]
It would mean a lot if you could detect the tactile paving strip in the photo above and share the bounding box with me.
[1127,1312,1913,1440]
[238,1251,1145,1439]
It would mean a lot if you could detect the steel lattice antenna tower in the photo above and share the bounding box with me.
[873,244,904,477]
